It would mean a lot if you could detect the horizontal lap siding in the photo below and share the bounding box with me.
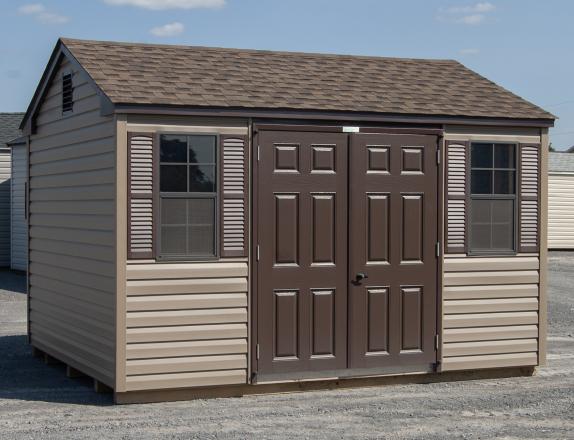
[28,57,116,386]
[0,150,10,266]
[125,261,248,391]
[548,173,574,249]
[10,144,28,270]
[441,256,539,372]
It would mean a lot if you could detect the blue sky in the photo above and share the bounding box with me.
[1,0,572,149]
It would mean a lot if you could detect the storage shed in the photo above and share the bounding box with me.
[548,152,574,249]
[0,113,24,267]
[20,38,554,403]
[8,136,28,271]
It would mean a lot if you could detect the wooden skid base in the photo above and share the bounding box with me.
[30,343,115,393]
[94,380,113,394]
[114,366,536,404]
[66,365,86,378]
[43,353,62,365]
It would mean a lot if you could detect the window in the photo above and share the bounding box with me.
[62,73,73,113]
[469,143,517,254]
[159,134,217,259]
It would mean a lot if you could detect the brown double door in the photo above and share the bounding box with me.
[256,130,438,380]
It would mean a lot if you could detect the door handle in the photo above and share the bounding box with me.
[353,272,368,285]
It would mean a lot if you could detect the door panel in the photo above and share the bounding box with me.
[349,133,438,369]
[257,131,348,376]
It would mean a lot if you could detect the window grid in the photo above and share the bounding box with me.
[469,143,517,255]
[158,134,218,260]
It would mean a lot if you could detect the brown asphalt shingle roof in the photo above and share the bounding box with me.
[61,38,554,121]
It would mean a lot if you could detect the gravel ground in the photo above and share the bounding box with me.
[0,255,573,439]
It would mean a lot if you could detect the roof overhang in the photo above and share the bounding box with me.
[114,103,555,129]
[7,136,27,146]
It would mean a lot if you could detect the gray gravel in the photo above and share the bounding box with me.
[0,255,573,439]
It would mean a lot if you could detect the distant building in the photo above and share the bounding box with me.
[0,113,24,267]
[548,152,574,249]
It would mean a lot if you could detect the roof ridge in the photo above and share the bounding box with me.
[60,37,458,64]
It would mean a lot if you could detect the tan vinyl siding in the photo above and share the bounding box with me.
[10,144,28,270]
[28,56,116,387]
[0,149,11,266]
[125,260,248,391]
[441,255,540,372]
[548,173,574,249]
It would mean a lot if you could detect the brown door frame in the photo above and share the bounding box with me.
[250,124,444,382]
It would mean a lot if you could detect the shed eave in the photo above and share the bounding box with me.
[113,103,555,128]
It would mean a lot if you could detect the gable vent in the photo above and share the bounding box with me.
[62,73,74,113]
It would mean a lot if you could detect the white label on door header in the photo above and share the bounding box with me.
[342,126,360,133]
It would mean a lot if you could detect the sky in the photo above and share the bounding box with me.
[1,0,572,150]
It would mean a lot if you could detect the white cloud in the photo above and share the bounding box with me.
[459,48,480,55]
[438,2,495,25]
[18,3,69,24]
[446,2,495,14]
[150,22,185,37]
[103,0,225,10]
[18,3,46,14]
[458,14,485,25]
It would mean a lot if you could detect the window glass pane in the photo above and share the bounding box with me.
[188,198,215,225]
[160,135,187,163]
[161,198,186,225]
[187,198,215,256]
[471,170,492,194]
[189,165,216,192]
[161,226,186,254]
[160,165,187,192]
[189,135,216,164]
[470,199,515,252]
[471,143,493,168]
[492,199,514,224]
[494,144,515,169]
[188,225,215,256]
[470,199,492,250]
[470,224,491,251]
[492,224,514,250]
[493,170,515,194]
[471,198,492,224]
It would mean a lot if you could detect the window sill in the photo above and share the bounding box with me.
[155,256,220,263]
[466,251,517,258]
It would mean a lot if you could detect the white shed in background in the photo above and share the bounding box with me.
[548,152,574,249]
[0,113,24,267]
[9,137,27,271]
[0,147,10,266]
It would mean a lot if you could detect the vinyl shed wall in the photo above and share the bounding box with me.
[0,148,10,267]
[441,125,545,371]
[28,55,117,387]
[119,117,249,392]
[11,142,28,271]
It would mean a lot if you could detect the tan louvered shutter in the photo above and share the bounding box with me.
[127,133,156,259]
[445,140,468,253]
[220,135,248,257]
[518,143,540,253]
